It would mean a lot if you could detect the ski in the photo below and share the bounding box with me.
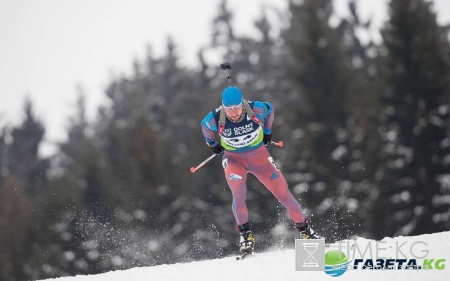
[236,252,252,261]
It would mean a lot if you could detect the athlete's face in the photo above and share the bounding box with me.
[224,104,244,122]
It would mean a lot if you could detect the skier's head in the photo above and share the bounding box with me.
[222,86,243,107]
[222,86,244,122]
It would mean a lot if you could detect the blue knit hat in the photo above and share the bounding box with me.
[222,86,243,106]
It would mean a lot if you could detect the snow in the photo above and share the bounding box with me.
[41,232,450,281]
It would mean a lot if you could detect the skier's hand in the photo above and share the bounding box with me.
[263,134,272,147]
[210,144,225,156]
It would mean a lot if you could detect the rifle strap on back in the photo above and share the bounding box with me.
[218,100,262,136]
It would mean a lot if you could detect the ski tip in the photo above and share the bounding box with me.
[190,167,196,173]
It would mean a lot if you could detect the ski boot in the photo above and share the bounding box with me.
[296,220,324,239]
[238,223,255,254]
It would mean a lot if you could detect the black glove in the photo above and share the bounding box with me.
[210,144,225,156]
[263,134,272,147]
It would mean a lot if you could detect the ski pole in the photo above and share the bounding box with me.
[191,141,283,173]
[190,154,217,173]
[220,62,234,86]
[271,141,284,147]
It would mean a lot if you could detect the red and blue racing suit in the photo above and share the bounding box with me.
[201,100,306,226]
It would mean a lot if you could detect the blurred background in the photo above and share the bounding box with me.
[1,0,450,280]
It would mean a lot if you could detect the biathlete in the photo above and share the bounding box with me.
[200,86,322,254]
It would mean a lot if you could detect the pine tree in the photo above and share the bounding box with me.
[0,177,33,281]
[8,98,49,196]
[0,99,52,280]
[0,125,7,185]
[338,1,386,238]
[283,0,358,240]
[375,0,450,237]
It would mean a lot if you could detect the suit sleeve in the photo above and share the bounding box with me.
[200,111,219,147]
[253,101,274,135]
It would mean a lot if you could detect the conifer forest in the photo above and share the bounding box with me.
[1,0,450,280]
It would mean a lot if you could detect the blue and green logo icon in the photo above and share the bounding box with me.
[324,250,352,277]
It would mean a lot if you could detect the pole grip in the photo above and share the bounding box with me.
[271,141,284,147]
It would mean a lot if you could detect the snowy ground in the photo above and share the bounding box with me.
[42,231,450,281]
